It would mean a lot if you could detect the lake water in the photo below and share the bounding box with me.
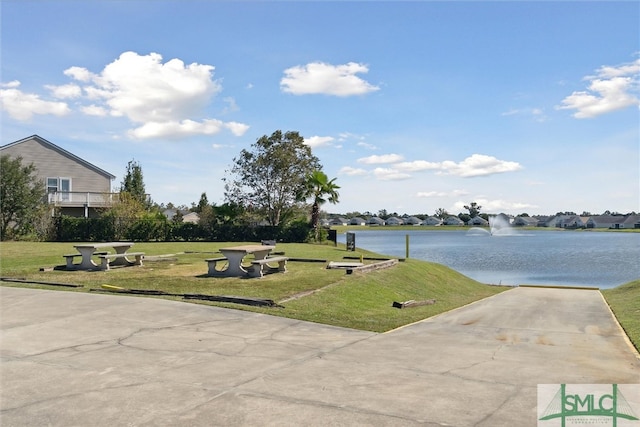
[337,228,640,289]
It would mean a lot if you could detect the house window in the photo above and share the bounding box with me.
[46,177,72,201]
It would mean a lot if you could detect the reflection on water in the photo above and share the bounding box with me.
[338,229,640,289]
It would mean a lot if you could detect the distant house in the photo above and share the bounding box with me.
[422,216,443,226]
[444,216,464,226]
[586,215,625,229]
[385,216,404,226]
[403,216,422,226]
[467,216,489,226]
[513,216,540,227]
[163,209,200,224]
[557,215,588,229]
[349,217,367,226]
[329,217,349,226]
[367,217,385,226]
[534,216,552,227]
[622,214,640,229]
[1,135,116,218]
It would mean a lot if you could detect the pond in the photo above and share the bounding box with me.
[337,228,640,289]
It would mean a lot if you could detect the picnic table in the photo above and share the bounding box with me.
[206,244,288,278]
[64,242,144,270]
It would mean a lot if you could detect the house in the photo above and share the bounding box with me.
[385,216,404,226]
[513,216,540,227]
[622,214,640,229]
[329,217,349,226]
[421,216,443,226]
[444,216,464,226]
[557,215,588,229]
[163,209,200,224]
[467,216,489,226]
[367,217,385,226]
[403,216,422,226]
[586,215,625,229]
[349,217,367,226]
[1,135,116,217]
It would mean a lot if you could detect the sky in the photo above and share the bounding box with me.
[1,1,639,217]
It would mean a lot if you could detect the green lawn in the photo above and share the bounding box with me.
[602,279,640,352]
[0,241,508,332]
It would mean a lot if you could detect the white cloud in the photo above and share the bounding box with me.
[81,104,108,116]
[452,198,537,213]
[338,166,368,176]
[222,96,239,114]
[357,141,378,150]
[394,160,441,172]
[348,153,521,182]
[417,189,468,198]
[62,51,249,139]
[280,62,380,96]
[557,58,640,118]
[64,66,95,82]
[357,153,404,164]
[128,118,248,140]
[438,154,522,177]
[225,121,250,136]
[0,81,70,120]
[46,83,82,99]
[373,167,411,181]
[305,135,335,148]
[212,143,233,149]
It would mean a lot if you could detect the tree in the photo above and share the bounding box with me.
[120,159,149,208]
[194,192,209,213]
[297,170,340,241]
[435,208,449,220]
[223,130,321,226]
[0,155,46,240]
[464,202,482,217]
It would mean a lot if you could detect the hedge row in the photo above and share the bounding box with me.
[53,216,312,243]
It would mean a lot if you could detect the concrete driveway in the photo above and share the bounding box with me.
[1,286,638,426]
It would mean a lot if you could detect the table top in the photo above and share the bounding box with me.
[220,245,275,253]
[74,242,134,249]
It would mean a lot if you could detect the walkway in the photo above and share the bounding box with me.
[1,286,638,426]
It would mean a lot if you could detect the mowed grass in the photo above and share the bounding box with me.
[602,279,640,352]
[0,241,508,332]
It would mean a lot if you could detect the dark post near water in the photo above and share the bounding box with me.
[346,232,356,251]
[328,229,337,246]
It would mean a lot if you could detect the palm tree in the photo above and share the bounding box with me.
[298,171,340,240]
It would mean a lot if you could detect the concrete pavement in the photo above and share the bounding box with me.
[1,286,639,426]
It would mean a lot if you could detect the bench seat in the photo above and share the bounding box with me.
[249,256,288,278]
[98,252,145,270]
[205,257,228,275]
[63,251,108,269]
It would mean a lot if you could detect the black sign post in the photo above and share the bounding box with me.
[346,232,356,251]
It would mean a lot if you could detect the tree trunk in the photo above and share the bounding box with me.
[311,202,319,241]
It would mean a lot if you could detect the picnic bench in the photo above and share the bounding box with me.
[64,242,144,270]
[98,252,145,271]
[205,244,288,278]
[249,256,288,278]
[205,257,228,275]
[64,251,108,269]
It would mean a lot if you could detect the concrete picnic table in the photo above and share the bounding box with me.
[66,242,140,270]
[217,245,276,277]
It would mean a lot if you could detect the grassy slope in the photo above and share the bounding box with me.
[602,280,640,352]
[0,241,506,332]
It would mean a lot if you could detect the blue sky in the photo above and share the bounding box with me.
[2,1,639,216]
